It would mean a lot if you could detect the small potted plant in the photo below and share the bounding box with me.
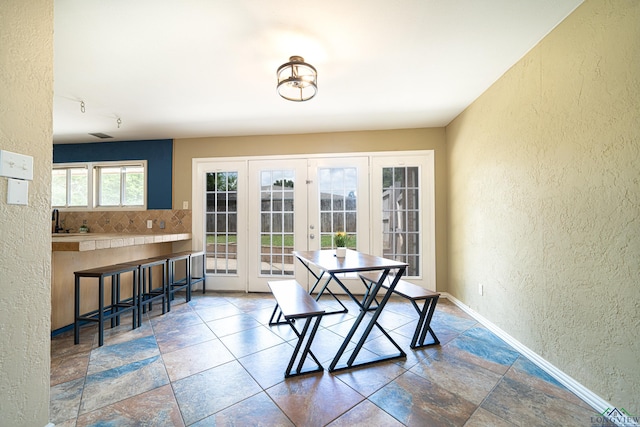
[334,232,348,257]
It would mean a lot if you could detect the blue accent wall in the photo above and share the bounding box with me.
[53,139,173,209]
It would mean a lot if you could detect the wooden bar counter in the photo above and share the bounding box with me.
[51,233,192,331]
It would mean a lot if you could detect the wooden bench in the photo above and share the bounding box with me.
[122,257,169,326]
[359,272,440,349]
[268,280,325,377]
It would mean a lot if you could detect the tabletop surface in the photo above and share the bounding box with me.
[293,249,408,273]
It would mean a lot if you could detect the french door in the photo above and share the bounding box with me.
[247,159,308,291]
[248,157,368,292]
[193,160,248,291]
[192,151,434,293]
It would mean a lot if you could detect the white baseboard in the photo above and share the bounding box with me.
[441,293,623,419]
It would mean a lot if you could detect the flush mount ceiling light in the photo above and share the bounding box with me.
[277,56,317,102]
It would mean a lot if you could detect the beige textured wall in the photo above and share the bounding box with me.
[174,128,448,290]
[446,0,639,411]
[0,1,54,426]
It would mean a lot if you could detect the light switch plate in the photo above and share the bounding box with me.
[7,178,28,205]
[0,150,34,181]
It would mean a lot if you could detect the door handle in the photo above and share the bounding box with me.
[309,234,315,239]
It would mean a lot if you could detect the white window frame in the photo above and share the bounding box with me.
[52,160,147,211]
[51,164,90,208]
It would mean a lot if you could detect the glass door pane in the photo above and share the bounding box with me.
[371,152,435,290]
[259,169,295,276]
[382,166,420,276]
[318,167,358,249]
[307,157,369,293]
[248,159,307,292]
[205,171,238,274]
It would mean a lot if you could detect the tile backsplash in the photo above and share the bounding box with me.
[56,210,191,234]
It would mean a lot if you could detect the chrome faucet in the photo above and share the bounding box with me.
[52,209,63,233]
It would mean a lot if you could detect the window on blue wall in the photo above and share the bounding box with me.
[97,165,145,207]
[52,161,147,210]
[52,166,89,207]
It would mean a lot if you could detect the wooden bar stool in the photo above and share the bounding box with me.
[74,263,139,347]
[123,257,169,326]
[154,251,206,311]
[152,252,189,312]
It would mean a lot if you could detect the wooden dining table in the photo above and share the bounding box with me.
[293,249,408,372]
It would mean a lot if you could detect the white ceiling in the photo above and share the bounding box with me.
[53,0,583,144]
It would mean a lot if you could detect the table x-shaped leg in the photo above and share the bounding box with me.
[298,257,348,315]
[329,267,407,372]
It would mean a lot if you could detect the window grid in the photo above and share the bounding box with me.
[319,167,357,249]
[97,165,144,207]
[382,166,420,276]
[259,170,294,276]
[205,172,238,275]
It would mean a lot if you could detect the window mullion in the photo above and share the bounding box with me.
[120,167,126,207]
[99,166,104,207]
[65,169,72,207]
[88,164,94,208]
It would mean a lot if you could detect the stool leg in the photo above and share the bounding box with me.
[186,255,192,303]
[137,268,143,328]
[147,267,153,312]
[74,275,80,345]
[132,270,138,330]
[98,277,105,347]
[162,263,167,313]
[166,260,173,312]
[201,254,206,294]
[115,274,122,328]
[140,266,151,314]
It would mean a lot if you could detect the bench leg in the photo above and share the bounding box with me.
[410,296,440,349]
[268,304,289,326]
[285,315,324,378]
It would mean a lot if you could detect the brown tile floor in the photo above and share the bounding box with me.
[50,291,599,426]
